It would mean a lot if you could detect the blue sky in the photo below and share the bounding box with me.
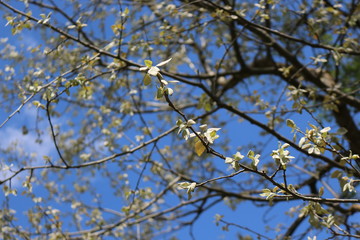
[1,1,358,239]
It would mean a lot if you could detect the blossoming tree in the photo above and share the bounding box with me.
[0,0,360,239]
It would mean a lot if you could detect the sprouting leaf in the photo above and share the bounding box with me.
[225,157,233,164]
[144,60,153,68]
[311,55,327,64]
[247,150,254,158]
[331,50,342,66]
[214,214,223,226]
[342,178,356,193]
[203,128,220,144]
[186,182,196,200]
[225,155,241,171]
[260,188,276,200]
[121,7,129,17]
[32,100,45,109]
[178,182,191,188]
[156,58,172,67]
[178,181,196,200]
[143,74,151,86]
[247,150,260,169]
[140,58,172,80]
[286,119,296,128]
[187,119,196,125]
[182,129,190,140]
[279,65,293,77]
[320,127,331,133]
[166,87,174,95]
[176,119,183,126]
[199,124,207,130]
[156,87,164,99]
[139,66,148,71]
[148,66,160,76]
[43,155,51,162]
[299,137,306,147]
[168,80,179,83]
[195,139,206,156]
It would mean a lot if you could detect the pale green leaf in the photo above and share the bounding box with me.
[143,74,151,86]
[286,119,296,128]
[156,87,164,99]
[195,139,206,156]
[144,59,153,68]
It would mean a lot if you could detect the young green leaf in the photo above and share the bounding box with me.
[286,119,296,128]
[143,74,151,86]
[156,87,164,99]
[144,60,153,68]
[195,139,206,156]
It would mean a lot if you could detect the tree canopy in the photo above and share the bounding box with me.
[1,0,360,239]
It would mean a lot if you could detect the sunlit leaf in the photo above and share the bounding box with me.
[144,60,153,68]
[195,139,206,156]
